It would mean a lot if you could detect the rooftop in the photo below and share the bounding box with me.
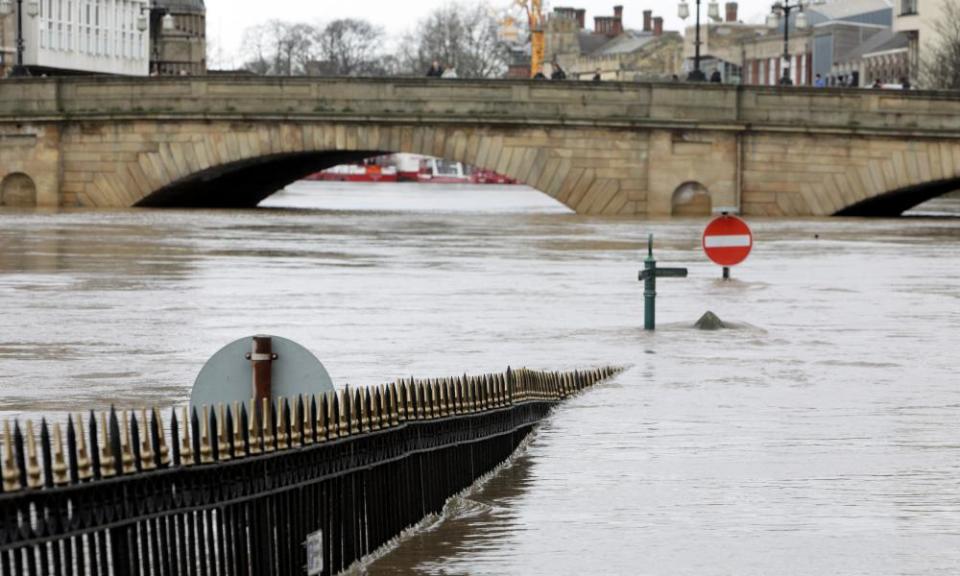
[152,0,206,14]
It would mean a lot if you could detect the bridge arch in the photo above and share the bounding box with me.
[62,121,635,214]
[671,181,712,217]
[0,173,37,207]
[797,141,960,217]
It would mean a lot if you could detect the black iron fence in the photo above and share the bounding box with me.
[0,367,619,576]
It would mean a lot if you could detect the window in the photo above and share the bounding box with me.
[901,0,918,16]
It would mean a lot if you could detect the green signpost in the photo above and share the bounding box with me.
[639,234,688,331]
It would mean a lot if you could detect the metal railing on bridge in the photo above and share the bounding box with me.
[0,367,620,576]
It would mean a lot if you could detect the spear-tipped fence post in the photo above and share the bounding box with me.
[40,419,54,488]
[52,424,68,486]
[247,399,261,455]
[316,395,328,443]
[292,396,303,446]
[308,395,318,444]
[3,422,19,492]
[261,398,275,452]
[66,416,80,484]
[137,411,155,471]
[219,404,232,461]
[239,402,251,456]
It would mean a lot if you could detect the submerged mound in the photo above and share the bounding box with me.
[694,311,726,331]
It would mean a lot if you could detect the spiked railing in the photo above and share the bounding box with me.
[0,366,620,576]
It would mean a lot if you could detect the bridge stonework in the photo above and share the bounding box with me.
[61,121,652,213]
[3,77,960,215]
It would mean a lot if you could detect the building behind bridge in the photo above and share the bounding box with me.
[895,0,946,87]
[0,0,205,78]
[148,0,206,76]
[680,0,911,88]
[542,5,683,82]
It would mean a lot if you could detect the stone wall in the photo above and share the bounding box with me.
[0,124,59,207]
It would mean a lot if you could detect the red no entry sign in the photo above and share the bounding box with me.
[703,215,753,267]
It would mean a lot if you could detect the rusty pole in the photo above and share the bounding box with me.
[248,336,275,403]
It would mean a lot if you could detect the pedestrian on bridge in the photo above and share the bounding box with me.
[426,61,444,77]
[551,60,567,81]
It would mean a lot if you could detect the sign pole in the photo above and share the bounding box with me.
[721,211,730,280]
[249,336,275,403]
[644,234,657,331]
[639,235,688,331]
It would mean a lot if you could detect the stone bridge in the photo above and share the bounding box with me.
[3,76,960,216]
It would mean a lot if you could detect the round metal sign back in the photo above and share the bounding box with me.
[190,335,335,410]
[702,215,754,267]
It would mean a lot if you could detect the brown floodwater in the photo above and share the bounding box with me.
[0,182,958,575]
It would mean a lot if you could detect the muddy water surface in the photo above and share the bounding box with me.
[0,182,958,575]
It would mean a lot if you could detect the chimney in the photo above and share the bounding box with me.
[576,9,586,29]
[653,17,664,37]
[643,10,653,32]
[725,2,738,23]
[595,16,617,36]
[614,5,623,19]
[552,7,583,27]
[613,6,624,36]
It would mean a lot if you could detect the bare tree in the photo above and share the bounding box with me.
[239,18,390,77]
[398,2,508,78]
[234,5,508,79]
[239,20,318,76]
[315,19,387,76]
[921,0,960,89]
[273,22,317,76]
[240,23,273,75]
[206,36,236,71]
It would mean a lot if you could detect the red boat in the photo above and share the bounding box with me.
[305,154,516,185]
[305,163,398,183]
[472,169,516,185]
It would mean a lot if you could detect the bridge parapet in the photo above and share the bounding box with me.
[3,77,960,136]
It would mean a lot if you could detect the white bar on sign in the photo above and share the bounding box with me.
[704,235,752,248]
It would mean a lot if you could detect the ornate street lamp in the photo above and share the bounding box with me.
[139,1,175,33]
[0,0,40,77]
[137,5,149,33]
[766,0,815,86]
[679,0,719,82]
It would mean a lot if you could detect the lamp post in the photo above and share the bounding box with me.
[766,0,810,86]
[679,1,719,82]
[0,0,39,77]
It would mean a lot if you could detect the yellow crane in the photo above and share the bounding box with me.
[514,0,545,78]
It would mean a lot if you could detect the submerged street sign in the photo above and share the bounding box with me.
[703,215,754,268]
[639,234,688,331]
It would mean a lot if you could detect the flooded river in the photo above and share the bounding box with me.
[1,182,958,575]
